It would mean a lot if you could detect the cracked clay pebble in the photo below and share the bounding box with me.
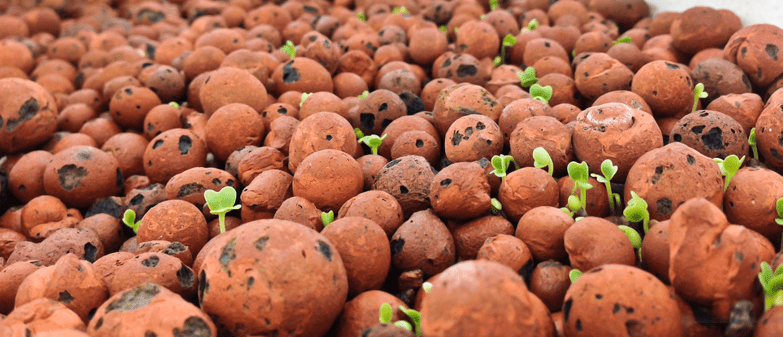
[87,283,217,337]
[0,78,58,153]
[41,145,122,209]
[562,264,683,336]
[198,219,348,336]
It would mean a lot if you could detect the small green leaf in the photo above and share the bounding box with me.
[392,6,409,14]
[439,26,447,34]
[502,34,517,47]
[489,0,499,11]
[422,282,433,293]
[282,40,296,59]
[358,90,369,99]
[521,18,538,33]
[569,269,582,283]
[168,101,180,108]
[720,155,745,191]
[358,134,387,155]
[379,303,393,324]
[454,27,459,34]
[749,127,759,160]
[321,210,334,227]
[567,195,581,213]
[624,191,650,233]
[529,84,552,104]
[567,161,589,184]
[490,154,516,180]
[122,209,139,234]
[600,159,618,181]
[517,67,538,87]
[490,198,502,214]
[300,92,312,107]
[394,321,413,330]
[693,83,707,113]
[354,128,364,139]
[613,36,632,45]
[714,158,727,176]
[532,147,553,176]
[618,225,642,249]
[356,12,366,22]
[776,218,783,225]
[493,56,502,67]
[776,197,783,219]
[205,186,242,215]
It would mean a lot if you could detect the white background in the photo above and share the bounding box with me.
[648,0,782,28]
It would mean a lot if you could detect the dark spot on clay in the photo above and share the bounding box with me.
[282,62,300,83]
[7,98,40,131]
[137,9,165,23]
[152,140,164,149]
[399,185,409,194]
[254,236,269,251]
[83,242,97,262]
[219,239,236,272]
[544,42,550,48]
[735,251,743,262]
[211,178,221,186]
[691,125,705,134]
[247,277,255,291]
[656,197,673,215]
[464,127,474,138]
[451,130,463,146]
[381,118,393,129]
[178,135,192,155]
[672,134,682,142]
[390,239,405,256]
[595,294,603,299]
[456,64,477,78]
[576,319,583,331]
[172,316,212,337]
[177,182,204,198]
[316,240,332,262]
[687,155,695,165]
[440,178,452,186]
[277,106,287,114]
[767,44,779,61]
[177,264,195,288]
[651,166,665,184]
[478,157,489,168]
[95,317,103,329]
[772,149,783,160]
[142,255,160,267]
[518,259,535,280]
[378,103,388,112]
[563,298,572,322]
[129,194,145,207]
[58,290,74,304]
[415,139,424,148]
[106,283,161,312]
[198,270,208,298]
[18,185,25,191]
[325,134,333,141]
[163,242,187,255]
[57,164,87,191]
[360,113,375,130]
[476,122,486,130]
[741,46,747,58]
[778,132,783,147]
[442,58,451,68]
[625,320,642,337]
[652,90,658,96]
[613,303,622,314]
[742,75,752,90]
[665,62,680,70]
[386,159,400,168]
[701,127,724,150]
[76,150,91,160]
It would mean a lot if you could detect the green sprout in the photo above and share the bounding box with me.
[567,161,593,213]
[422,282,433,293]
[758,262,783,311]
[321,210,334,227]
[356,12,366,22]
[749,127,759,160]
[354,128,365,139]
[490,154,519,181]
[358,134,387,155]
[521,19,538,33]
[454,27,459,34]
[561,194,582,218]
[392,7,409,14]
[122,209,141,234]
[517,66,538,87]
[281,40,296,59]
[624,191,650,234]
[613,36,632,45]
[399,306,422,337]
[775,197,783,225]
[490,198,503,215]
[569,269,582,283]
[692,82,708,113]
[572,50,576,57]
[714,155,745,191]
[205,186,242,234]
[590,159,622,214]
[380,303,393,324]
[618,225,643,261]
[532,147,553,176]
[439,25,448,35]
[489,0,499,11]
[358,90,369,99]
[300,92,312,107]
[529,84,553,104]
[168,101,180,108]
[493,34,517,67]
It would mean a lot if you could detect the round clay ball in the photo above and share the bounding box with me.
[43,146,122,209]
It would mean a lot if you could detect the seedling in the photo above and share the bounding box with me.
[358,134,387,155]
[532,147,553,176]
[356,12,366,22]
[692,82,708,113]
[399,306,423,337]
[749,127,759,160]
[454,27,459,34]
[624,191,650,234]
[618,225,643,261]
[758,262,783,311]
[520,19,538,33]
[561,194,582,218]
[358,90,369,99]
[168,101,180,108]
[529,84,553,104]
[439,25,448,35]
[613,36,632,45]
[493,34,517,67]
[379,303,412,331]
[775,197,783,225]
[392,7,409,15]
[516,66,538,87]
[714,155,745,191]
[122,209,141,234]
[422,282,433,293]
[300,92,312,107]
[490,198,503,215]
[569,269,582,283]
[321,210,334,227]
[590,159,622,214]
[281,40,296,59]
[567,161,593,213]
[354,128,364,139]
[490,154,518,181]
[489,0,499,11]
[205,186,242,234]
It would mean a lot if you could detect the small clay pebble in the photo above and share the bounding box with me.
[75,214,123,253]
[8,150,52,203]
[199,65,267,119]
[124,183,166,220]
[444,114,503,163]
[431,83,503,138]
[6,227,104,266]
[287,111,357,173]
[390,209,455,278]
[91,252,134,288]
[379,115,441,160]
[706,93,763,134]
[557,176,609,217]
[143,128,208,184]
[564,217,636,271]
[274,196,323,232]
[0,260,43,315]
[669,110,748,159]
[357,154,390,191]
[429,162,490,220]
[109,252,197,300]
[108,85,161,130]
[640,220,671,284]
[631,60,694,118]
[135,240,194,267]
[0,78,59,154]
[528,260,572,313]
[237,146,287,186]
[373,155,437,217]
[574,52,634,101]
[165,167,238,209]
[207,216,242,239]
[205,103,266,162]
[691,59,752,104]
[338,190,405,238]
[2,298,86,333]
[498,167,559,223]
[292,149,363,212]
[477,233,534,275]
[333,290,409,337]
[241,169,293,222]
[723,167,783,245]
[137,200,209,257]
[509,116,573,177]
[87,283,217,337]
[321,217,391,296]
[102,133,149,178]
[451,215,515,261]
